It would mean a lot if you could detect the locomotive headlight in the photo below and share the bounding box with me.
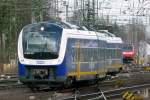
[123,52,133,55]
[41,27,44,31]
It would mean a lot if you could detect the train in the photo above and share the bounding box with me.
[122,44,135,64]
[18,21,123,88]
[98,30,123,75]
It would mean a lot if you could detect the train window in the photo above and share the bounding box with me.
[99,48,103,60]
[85,48,87,62]
[72,48,75,62]
[106,49,110,59]
[89,48,92,61]
[103,48,105,59]
[114,49,116,59]
[75,47,79,62]
[86,48,89,62]
[98,48,100,61]
[100,48,102,60]
[96,48,99,61]
[79,48,82,62]
[103,48,105,60]
[107,49,111,59]
[94,48,97,61]
[116,49,118,58]
[74,48,76,62]
[100,49,103,60]
[80,48,84,62]
[111,49,114,59]
[105,49,107,59]
[84,48,87,62]
[115,49,117,58]
[81,48,84,62]
[23,22,62,59]
[118,49,122,58]
[123,45,133,51]
[113,49,116,59]
[117,49,120,58]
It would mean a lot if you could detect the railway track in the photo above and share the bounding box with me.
[0,77,27,91]
[0,81,149,100]
[0,70,149,90]
[0,82,26,90]
[52,83,150,100]
[49,71,150,100]
[0,70,149,100]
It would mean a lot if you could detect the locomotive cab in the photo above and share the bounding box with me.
[18,22,66,84]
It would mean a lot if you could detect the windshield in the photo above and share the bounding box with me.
[22,22,63,59]
[123,45,133,51]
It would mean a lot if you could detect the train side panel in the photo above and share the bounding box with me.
[65,38,108,81]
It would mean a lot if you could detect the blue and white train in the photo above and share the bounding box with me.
[18,21,123,87]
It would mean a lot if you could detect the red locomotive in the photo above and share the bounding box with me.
[122,44,135,64]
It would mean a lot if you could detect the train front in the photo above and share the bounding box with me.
[122,44,135,64]
[18,22,64,85]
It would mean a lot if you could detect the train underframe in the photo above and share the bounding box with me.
[19,67,106,90]
[123,57,134,64]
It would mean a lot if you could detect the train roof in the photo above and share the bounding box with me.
[98,30,116,37]
[23,21,123,44]
[63,28,123,44]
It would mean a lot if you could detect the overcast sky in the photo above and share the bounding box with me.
[63,0,150,24]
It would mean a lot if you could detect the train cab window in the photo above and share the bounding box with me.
[22,22,63,59]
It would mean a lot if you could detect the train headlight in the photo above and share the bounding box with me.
[41,27,44,31]
[123,52,133,55]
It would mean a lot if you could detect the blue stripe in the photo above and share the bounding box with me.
[18,61,26,76]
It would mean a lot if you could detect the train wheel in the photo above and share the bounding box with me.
[94,74,102,84]
[28,84,37,91]
[65,77,73,88]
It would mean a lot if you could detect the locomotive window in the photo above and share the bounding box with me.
[123,45,133,51]
[22,22,63,59]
